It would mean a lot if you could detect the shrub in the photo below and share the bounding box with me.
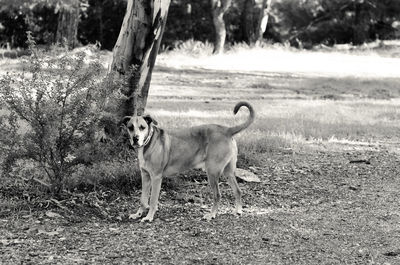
[0,34,111,194]
[67,160,141,193]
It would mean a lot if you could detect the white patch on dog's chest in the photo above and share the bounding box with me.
[138,149,146,168]
[193,162,205,170]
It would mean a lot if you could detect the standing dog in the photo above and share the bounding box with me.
[122,101,255,222]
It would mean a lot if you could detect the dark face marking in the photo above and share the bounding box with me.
[123,115,153,147]
[122,116,131,127]
[143,114,158,126]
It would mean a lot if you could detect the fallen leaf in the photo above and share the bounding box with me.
[0,239,24,246]
[235,168,261,183]
[37,227,64,236]
[45,211,62,218]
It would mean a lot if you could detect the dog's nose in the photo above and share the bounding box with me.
[132,136,139,144]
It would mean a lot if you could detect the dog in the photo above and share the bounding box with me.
[122,101,255,222]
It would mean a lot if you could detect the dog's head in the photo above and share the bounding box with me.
[121,114,158,148]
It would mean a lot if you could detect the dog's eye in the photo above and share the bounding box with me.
[139,125,145,131]
[128,125,134,131]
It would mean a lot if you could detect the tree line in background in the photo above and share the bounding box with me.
[0,0,400,52]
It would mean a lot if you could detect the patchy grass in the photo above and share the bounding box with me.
[148,67,400,155]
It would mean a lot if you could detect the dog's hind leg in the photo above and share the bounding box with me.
[203,163,223,221]
[224,159,242,216]
[129,170,151,220]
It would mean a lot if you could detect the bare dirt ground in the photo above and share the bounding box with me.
[2,150,400,264]
[2,49,400,264]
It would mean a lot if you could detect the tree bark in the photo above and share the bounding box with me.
[55,0,80,49]
[210,0,232,54]
[95,0,104,46]
[109,0,171,116]
[352,0,368,45]
[242,0,271,45]
[242,0,256,44]
[256,0,271,42]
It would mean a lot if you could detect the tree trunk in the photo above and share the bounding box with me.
[242,0,271,45]
[210,0,232,54]
[96,1,104,46]
[256,0,271,43]
[55,0,80,49]
[352,1,368,45]
[242,0,256,44]
[109,0,171,116]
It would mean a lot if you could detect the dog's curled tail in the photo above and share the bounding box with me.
[228,101,255,136]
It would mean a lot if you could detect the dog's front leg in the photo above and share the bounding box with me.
[141,175,162,223]
[129,170,151,220]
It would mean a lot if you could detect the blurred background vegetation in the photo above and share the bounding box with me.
[0,0,399,51]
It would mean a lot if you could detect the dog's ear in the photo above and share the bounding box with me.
[120,116,131,127]
[143,114,158,126]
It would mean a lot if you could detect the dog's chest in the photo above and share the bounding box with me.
[138,149,153,169]
[137,145,167,174]
[138,149,145,168]
[193,162,205,170]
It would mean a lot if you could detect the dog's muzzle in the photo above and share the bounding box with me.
[129,126,154,149]
[132,136,139,145]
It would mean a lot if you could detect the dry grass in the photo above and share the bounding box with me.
[147,43,400,159]
[145,98,400,166]
[147,83,400,157]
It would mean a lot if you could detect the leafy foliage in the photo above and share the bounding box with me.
[0,0,83,48]
[0,34,108,193]
[79,0,126,50]
[271,0,400,46]
[0,0,399,49]
[162,0,213,49]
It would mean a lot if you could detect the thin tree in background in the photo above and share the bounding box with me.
[257,0,272,43]
[352,0,369,45]
[0,0,81,48]
[109,0,171,117]
[210,0,232,54]
[242,0,272,45]
[55,0,80,49]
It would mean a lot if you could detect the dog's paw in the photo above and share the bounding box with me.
[234,207,243,216]
[202,213,216,221]
[140,215,154,223]
[128,213,142,220]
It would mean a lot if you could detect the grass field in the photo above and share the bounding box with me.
[1,44,400,264]
[148,60,400,152]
